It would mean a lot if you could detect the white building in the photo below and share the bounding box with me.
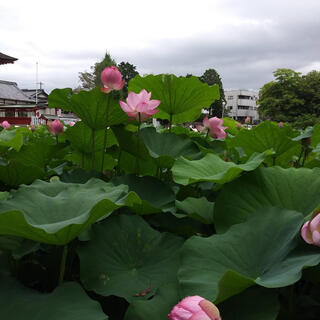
[224,90,259,123]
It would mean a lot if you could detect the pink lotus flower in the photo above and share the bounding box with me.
[1,120,11,130]
[203,116,227,139]
[69,121,75,127]
[119,89,160,121]
[301,212,320,247]
[49,119,64,135]
[236,122,242,129]
[279,122,283,128]
[101,66,125,93]
[168,296,221,320]
[245,116,250,124]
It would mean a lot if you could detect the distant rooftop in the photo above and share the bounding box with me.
[0,52,18,65]
[0,80,35,103]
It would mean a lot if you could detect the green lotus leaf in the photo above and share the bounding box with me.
[124,282,180,320]
[0,178,141,244]
[128,74,220,123]
[227,121,299,165]
[215,167,320,233]
[219,286,279,320]
[0,129,24,151]
[78,214,184,302]
[175,197,214,224]
[49,88,127,129]
[0,277,107,320]
[0,161,44,187]
[172,152,266,185]
[138,127,201,168]
[179,207,320,302]
[112,174,175,214]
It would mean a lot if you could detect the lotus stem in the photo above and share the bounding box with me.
[91,128,95,169]
[136,113,141,175]
[58,245,68,285]
[101,95,111,173]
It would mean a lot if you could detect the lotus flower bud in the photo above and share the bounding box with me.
[301,212,320,247]
[1,120,11,130]
[49,119,64,135]
[69,121,75,127]
[203,116,227,139]
[279,122,283,128]
[101,66,125,93]
[237,122,242,130]
[168,296,221,320]
[244,116,250,124]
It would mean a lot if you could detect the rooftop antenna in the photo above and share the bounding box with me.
[35,62,38,105]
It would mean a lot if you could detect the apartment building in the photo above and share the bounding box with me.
[224,90,259,123]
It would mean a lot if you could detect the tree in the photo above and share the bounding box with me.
[199,69,226,117]
[117,62,139,97]
[78,52,139,98]
[258,69,320,128]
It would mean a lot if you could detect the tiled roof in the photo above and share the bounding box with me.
[0,80,35,103]
[0,52,18,65]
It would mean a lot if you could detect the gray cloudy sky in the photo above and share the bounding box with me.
[1,0,320,92]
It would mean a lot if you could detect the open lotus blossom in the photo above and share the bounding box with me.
[1,120,11,130]
[168,296,221,320]
[244,116,250,124]
[101,66,125,93]
[69,121,75,127]
[49,119,64,135]
[202,116,227,139]
[119,89,160,121]
[301,212,320,247]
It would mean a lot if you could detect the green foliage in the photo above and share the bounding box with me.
[2,71,320,319]
[259,69,320,128]
[199,68,226,117]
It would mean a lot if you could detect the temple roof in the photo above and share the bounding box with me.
[0,80,35,103]
[0,52,18,65]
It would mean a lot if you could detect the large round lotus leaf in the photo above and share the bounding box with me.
[219,287,279,320]
[215,167,320,233]
[0,179,140,244]
[78,214,184,302]
[179,207,320,302]
[138,127,201,168]
[172,152,266,185]
[128,74,220,124]
[49,88,127,129]
[112,175,176,214]
[227,121,299,164]
[124,282,180,320]
[0,277,107,320]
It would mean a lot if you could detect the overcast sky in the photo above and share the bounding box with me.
[1,0,320,93]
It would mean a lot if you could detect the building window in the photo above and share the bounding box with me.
[238,95,251,100]
[227,96,233,100]
[5,110,15,117]
[229,106,233,110]
[238,106,250,110]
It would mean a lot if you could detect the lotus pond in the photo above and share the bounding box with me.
[0,72,320,319]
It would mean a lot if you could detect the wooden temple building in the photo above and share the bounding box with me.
[0,52,77,126]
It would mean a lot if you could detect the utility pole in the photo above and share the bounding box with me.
[35,62,38,105]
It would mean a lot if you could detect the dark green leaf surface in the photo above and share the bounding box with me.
[78,214,183,302]
[214,167,320,233]
[0,277,108,320]
[179,207,320,302]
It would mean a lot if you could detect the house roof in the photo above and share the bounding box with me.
[22,89,48,99]
[0,80,35,103]
[0,52,18,65]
